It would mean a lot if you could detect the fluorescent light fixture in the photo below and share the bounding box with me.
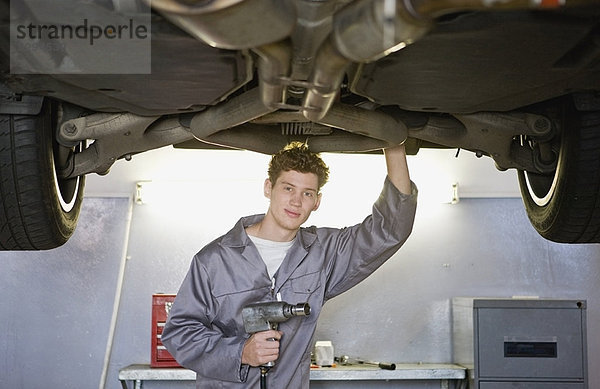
[134,181,146,205]
[451,182,460,204]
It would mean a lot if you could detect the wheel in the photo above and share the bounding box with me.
[518,96,600,243]
[0,100,85,250]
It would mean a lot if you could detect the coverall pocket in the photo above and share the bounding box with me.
[289,271,322,295]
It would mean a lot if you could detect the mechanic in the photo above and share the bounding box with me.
[161,141,417,388]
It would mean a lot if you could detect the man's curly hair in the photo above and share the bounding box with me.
[268,142,330,191]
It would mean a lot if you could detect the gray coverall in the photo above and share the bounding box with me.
[162,177,418,388]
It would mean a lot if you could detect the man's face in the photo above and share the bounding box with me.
[265,170,322,234]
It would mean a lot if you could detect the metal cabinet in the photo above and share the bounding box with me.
[452,298,587,389]
[479,384,585,389]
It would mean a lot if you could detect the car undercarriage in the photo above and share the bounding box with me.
[1,0,599,249]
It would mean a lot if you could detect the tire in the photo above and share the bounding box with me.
[0,100,85,250]
[518,97,600,243]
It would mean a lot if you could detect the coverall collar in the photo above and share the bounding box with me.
[222,214,317,251]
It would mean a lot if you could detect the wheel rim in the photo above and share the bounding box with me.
[523,136,562,207]
[523,170,558,207]
[52,142,82,213]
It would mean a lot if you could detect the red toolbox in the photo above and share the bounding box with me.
[151,294,181,368]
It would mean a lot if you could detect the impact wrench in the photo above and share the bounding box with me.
[242,301,311,389]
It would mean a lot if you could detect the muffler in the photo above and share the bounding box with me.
[149,0,296,50]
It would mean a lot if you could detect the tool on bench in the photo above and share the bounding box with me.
[242,301,311,389]
[335,355,396,370]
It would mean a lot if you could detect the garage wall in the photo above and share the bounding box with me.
[0,197,131,389]
[1,151,599,389]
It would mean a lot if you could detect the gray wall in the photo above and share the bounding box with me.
[1,187,599,388]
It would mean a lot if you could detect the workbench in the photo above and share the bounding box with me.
[119,363,466,389]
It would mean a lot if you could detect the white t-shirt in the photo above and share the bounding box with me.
[248,235,296,279]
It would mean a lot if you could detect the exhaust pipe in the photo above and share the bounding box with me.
[302,0,432,121]
[254,43,293,110]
